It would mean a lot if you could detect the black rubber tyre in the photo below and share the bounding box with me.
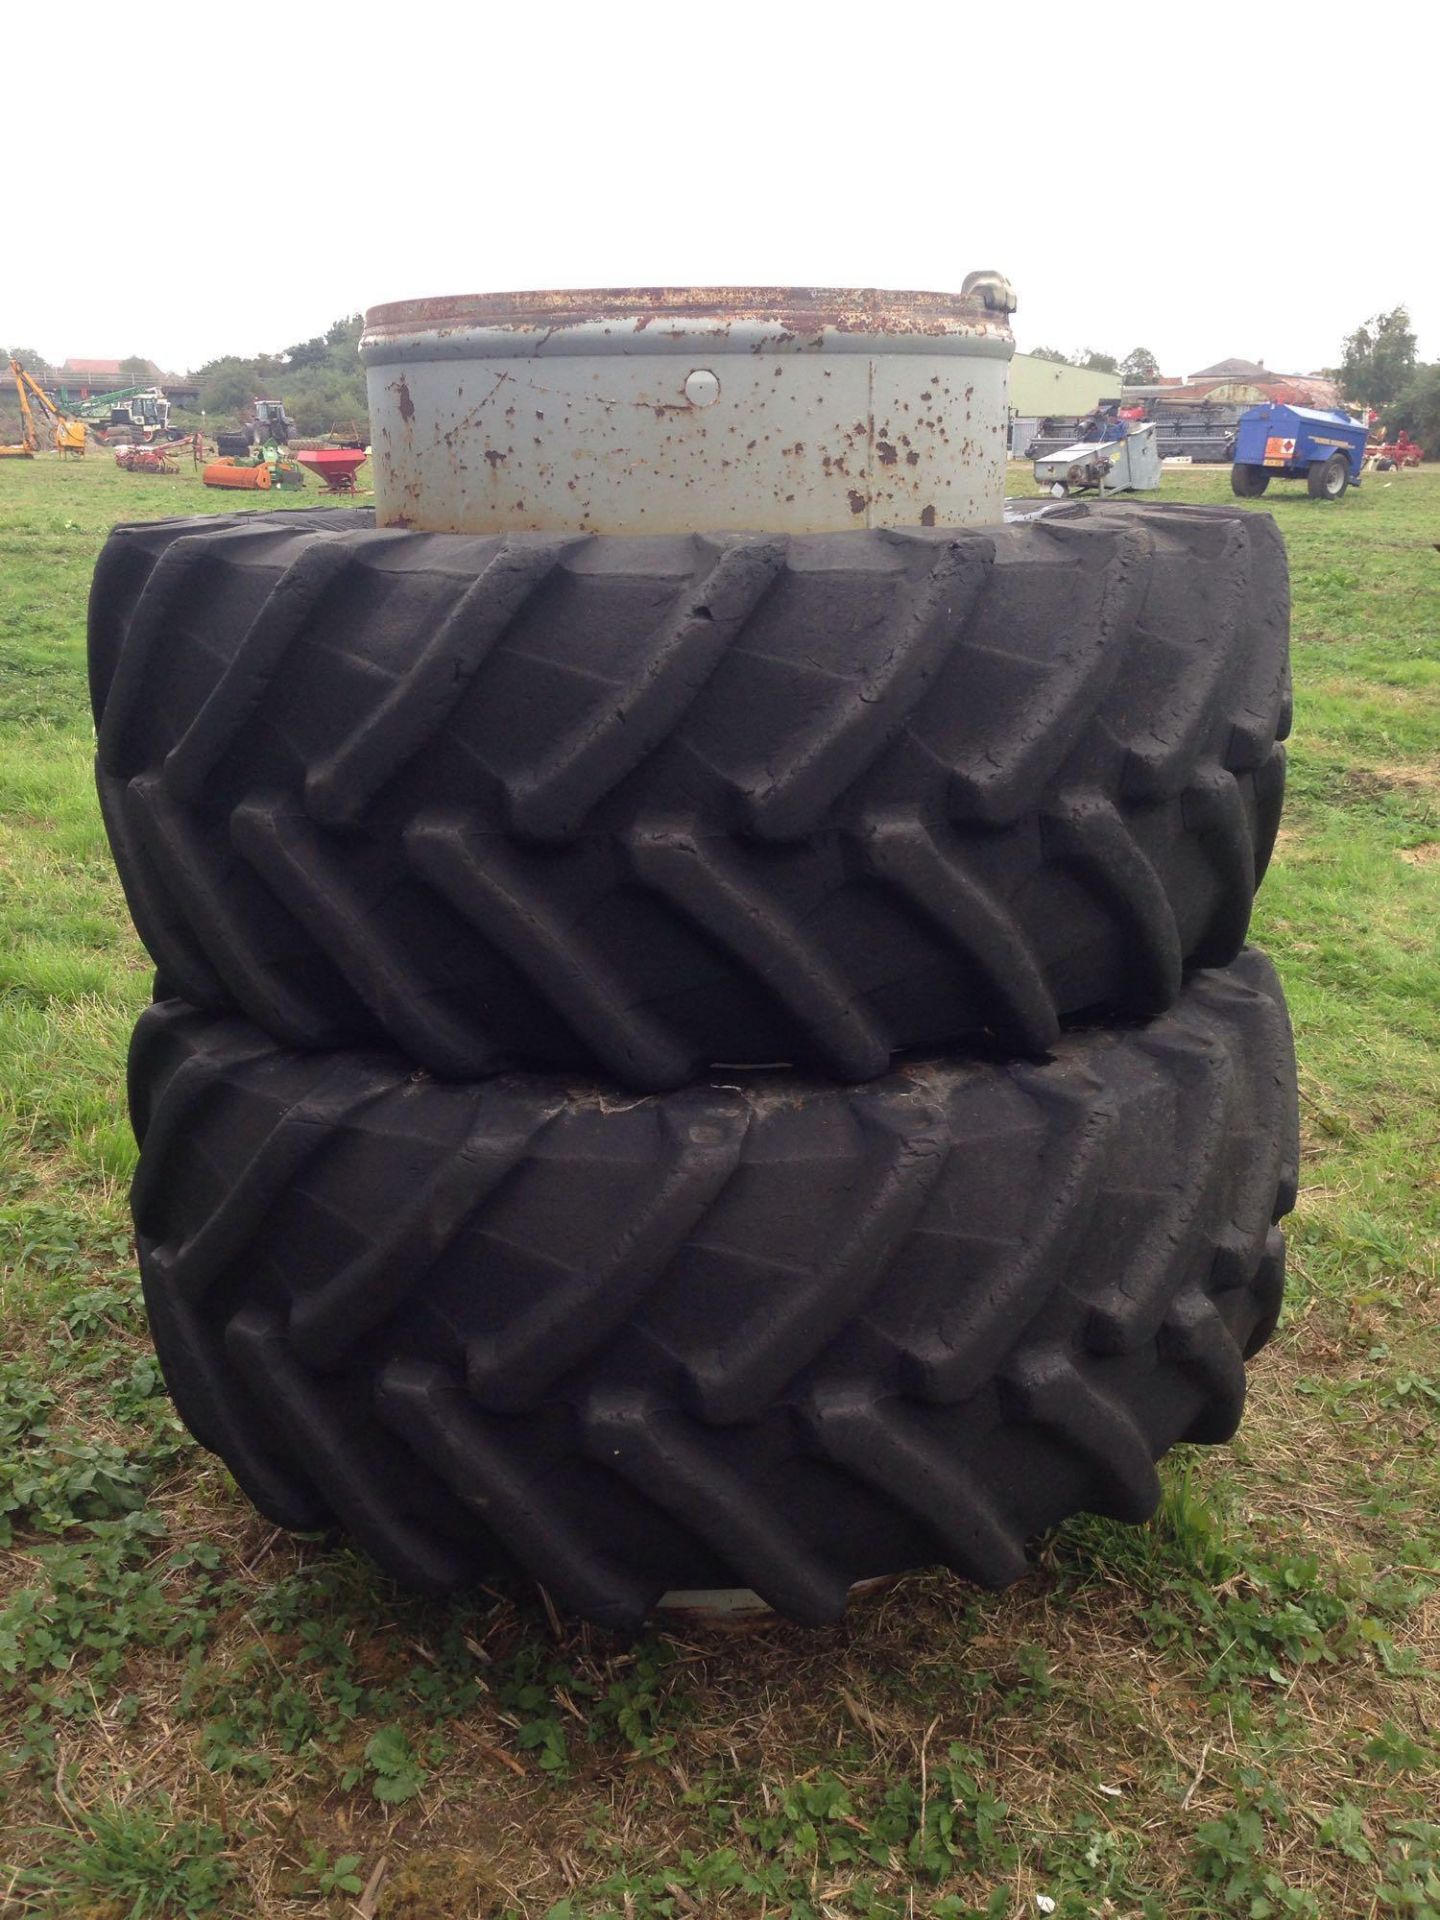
[1374,456,1394,472]
[129,950,1297,1629]
[93,504,1290,1091]
[1230,464,1271,498]
[1307,455,1349,500]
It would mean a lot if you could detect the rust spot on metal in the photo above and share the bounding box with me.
[366,282,1012,533]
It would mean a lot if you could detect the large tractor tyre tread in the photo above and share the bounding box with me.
[94,505,1290,1090]
[130,949,1298,1629]
[87,507,366,728]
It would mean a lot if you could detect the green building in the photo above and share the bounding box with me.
[1009,354,1120,417]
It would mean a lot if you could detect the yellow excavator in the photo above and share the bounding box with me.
[0,359,88,458]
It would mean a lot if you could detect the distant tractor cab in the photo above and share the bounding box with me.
[67,386,181,443]
[1231,403,1369,501]
[106,390,173,439]
[215,398,296,460]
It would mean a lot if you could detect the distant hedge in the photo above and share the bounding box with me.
[193,315,369,437]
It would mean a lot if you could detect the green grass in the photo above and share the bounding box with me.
[0,452,1437,1918]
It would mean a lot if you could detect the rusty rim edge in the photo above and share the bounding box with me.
[362,285,1004,339]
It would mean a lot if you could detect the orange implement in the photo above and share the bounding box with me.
[203,460,271,490]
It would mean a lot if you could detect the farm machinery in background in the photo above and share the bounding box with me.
[291,417,369,492]
[214,399,296,459]
[1369,429,1424,471]
[202,443,306,490]
[75,386,183,443]
[204,398,305,490]
[115,433,204,475]
[1230,404,1369,499]
[291,447,367,493]
[1,359,88,457]
[1031,408,1162,497]
[204,400,369,493]
[1019,399,1242,464]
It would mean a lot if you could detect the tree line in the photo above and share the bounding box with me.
[1335,308,1438,449]
[3,320,370,437]
[8,310,1437,454]
[1026,346,1162,384]
[182,316,369,435]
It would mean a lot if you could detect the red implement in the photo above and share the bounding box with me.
[1370,430,1425,470]
[293,447,368,493]
[115,445,180,474]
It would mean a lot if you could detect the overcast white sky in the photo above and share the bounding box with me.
[9,0,1436,380]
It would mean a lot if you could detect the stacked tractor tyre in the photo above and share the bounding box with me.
[93,496,1298,1630]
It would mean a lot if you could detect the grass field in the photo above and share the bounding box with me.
[0,452,1436,1919]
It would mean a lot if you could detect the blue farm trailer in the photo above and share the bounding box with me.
[1231,403,1370,500]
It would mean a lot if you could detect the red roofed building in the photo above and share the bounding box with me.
[57,358,146,397]
[1124,356,1344,412]
[53,358,200,408]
